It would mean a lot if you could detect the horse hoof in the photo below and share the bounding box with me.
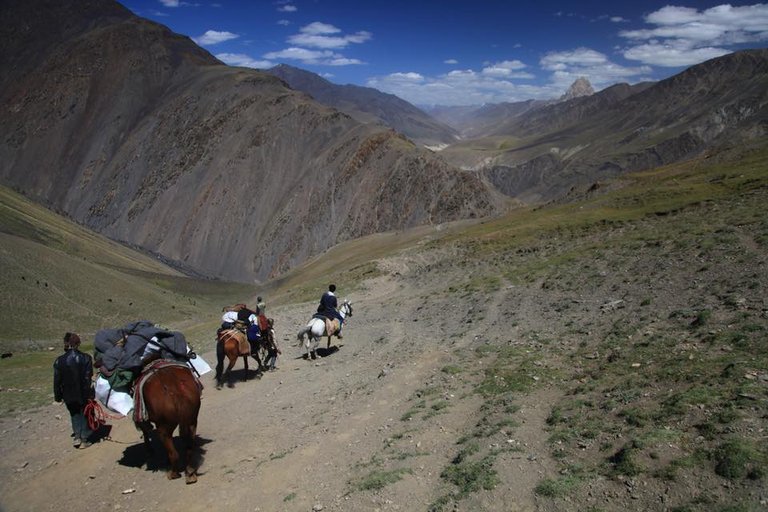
[227,382,234,388]
[186,474,198,485]
[168,471,181,480]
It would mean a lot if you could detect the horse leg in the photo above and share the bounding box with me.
[310,337,318,360]
[136,421,154,468]
[225,355,237,388]
[215,340,225,389]
[156,423,182,480]
[242,355,249,381]
[179,422,198,484]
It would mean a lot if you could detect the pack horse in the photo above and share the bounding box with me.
[134,360,202,484]
[296,300,353,359]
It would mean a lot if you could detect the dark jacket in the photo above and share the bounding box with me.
[237,308,257,323]
[317,291,338,318]
[53,349,93,405]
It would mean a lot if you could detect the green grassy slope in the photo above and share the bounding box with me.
[0,185,254,347]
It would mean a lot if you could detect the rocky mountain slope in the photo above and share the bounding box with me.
[267,64,459,147]
[458,50,768,202]
[423,78,596,139]
[0,0,499,283]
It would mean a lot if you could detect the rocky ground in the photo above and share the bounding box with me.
[1,183,767,511]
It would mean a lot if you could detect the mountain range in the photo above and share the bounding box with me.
[0,0,498,282]
[2,0,767,282]
[266,64,459,148]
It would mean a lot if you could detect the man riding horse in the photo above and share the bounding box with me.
[316,284,344,339]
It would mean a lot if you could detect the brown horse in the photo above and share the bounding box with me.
[134,362,201,484]
[215,329,264,388]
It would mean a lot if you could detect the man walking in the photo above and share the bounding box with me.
[53,332,94,448]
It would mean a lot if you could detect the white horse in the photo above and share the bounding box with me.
[297,300,353,360]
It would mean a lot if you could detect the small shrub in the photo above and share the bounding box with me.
[609,441,643,476]
[534,475,580,497]
[618,407,648,427]
[713,439,764,480]
[690,309,711,328]
[441,457,499,497]
[353,468,412,491]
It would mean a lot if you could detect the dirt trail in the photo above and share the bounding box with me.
[0,270,559,512]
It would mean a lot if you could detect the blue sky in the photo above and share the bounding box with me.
[125,1,768,106]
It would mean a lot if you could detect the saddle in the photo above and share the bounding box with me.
[221,328,250,356]
[132,359,194,423]
[312,315,339,336]
[326,318,340,336]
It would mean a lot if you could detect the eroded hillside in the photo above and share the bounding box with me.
[0,0,499,282]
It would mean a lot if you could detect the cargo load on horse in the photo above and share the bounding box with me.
[93,320,209,415]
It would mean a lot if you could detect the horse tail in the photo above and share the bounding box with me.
[297,326,308,345]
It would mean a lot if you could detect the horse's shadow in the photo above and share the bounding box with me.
[118,436,211,474]
[297,344,342,360]
[212,366,263,388]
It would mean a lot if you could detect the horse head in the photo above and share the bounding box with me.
[341,300,353,318]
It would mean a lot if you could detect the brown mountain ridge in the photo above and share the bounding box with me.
[0,0,500,282]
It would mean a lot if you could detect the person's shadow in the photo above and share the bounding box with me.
[90,423,113,443]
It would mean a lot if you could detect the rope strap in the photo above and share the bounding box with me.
[84,398,122,431]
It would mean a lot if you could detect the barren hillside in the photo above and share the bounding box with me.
[0,0,499,283]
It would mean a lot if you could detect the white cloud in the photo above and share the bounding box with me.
[481,59,528,77]
[277,19,290,26]
[366,47,653,106]
[193,30,239,45]
[278,4,297,12]
[623,43,731,67]
[540,48,651,90]
[300,22,340,35]
[286,22,372,49]
[444,59,458,64]
[368,65,545,107]
[540,48,609,68]
[159,0,179,6]
[216,53,275,69]
[610,16,627,23]
[620,3,768,66]
[263,47,363,66]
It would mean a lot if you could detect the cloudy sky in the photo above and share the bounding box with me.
[126,0,768,106]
